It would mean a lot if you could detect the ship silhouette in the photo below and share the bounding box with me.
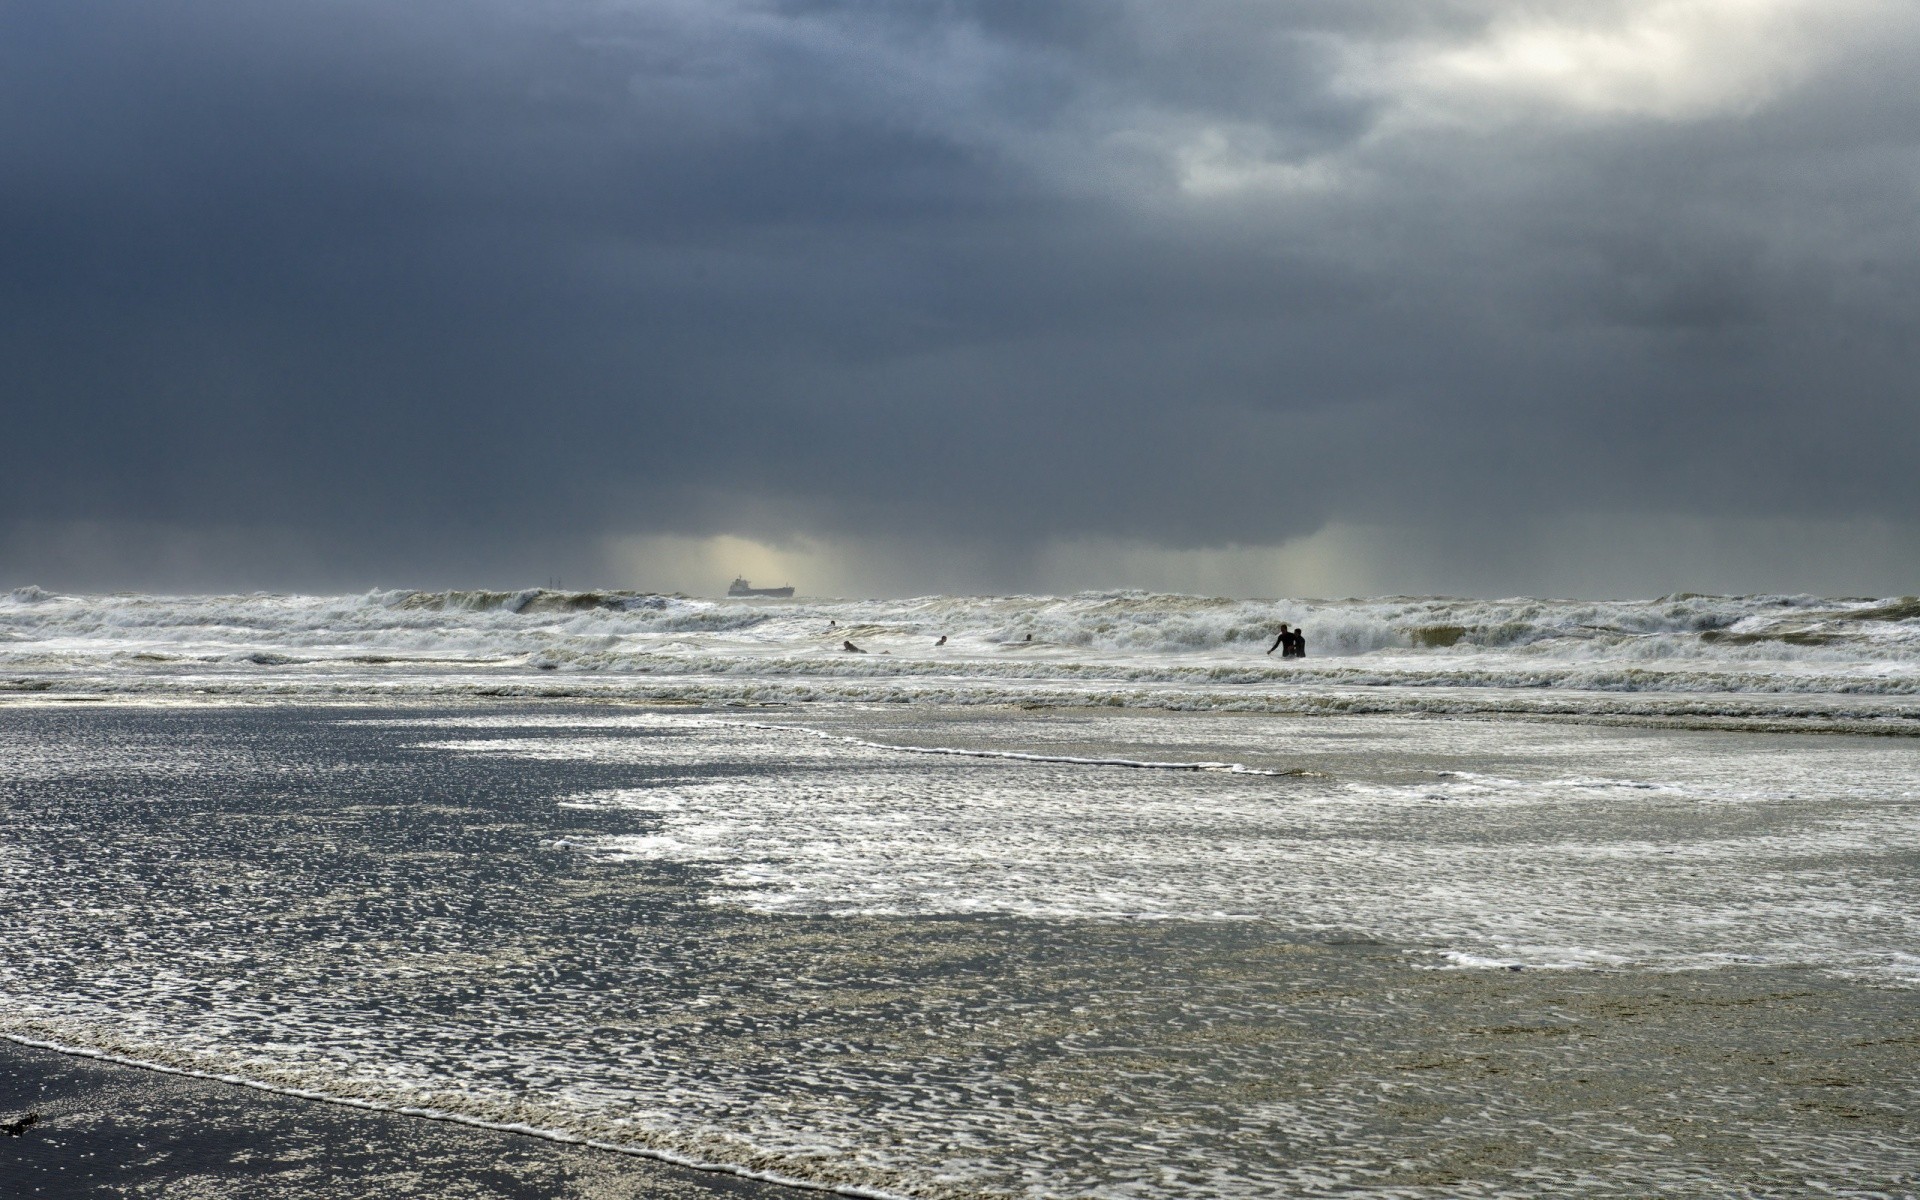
[727,577,795,598]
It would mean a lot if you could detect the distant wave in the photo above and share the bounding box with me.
[3,587,1918,723]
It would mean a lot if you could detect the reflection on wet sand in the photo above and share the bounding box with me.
[0,702,1915,1197]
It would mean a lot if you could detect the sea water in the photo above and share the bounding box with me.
[1,588,1916,1196]
[3,586,1919,721]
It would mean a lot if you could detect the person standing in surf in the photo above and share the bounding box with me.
[1267,624,1292,656]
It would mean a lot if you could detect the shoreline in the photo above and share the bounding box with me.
[4,698,1916,1195]
[0,1035,814,1200]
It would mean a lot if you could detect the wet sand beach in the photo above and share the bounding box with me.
[0,1037,797,1199]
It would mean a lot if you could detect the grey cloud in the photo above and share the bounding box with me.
[3,0,1918,593]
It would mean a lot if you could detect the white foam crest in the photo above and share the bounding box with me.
[4,589,1920,723]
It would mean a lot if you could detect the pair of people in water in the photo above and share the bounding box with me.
[1266,623,1306,658]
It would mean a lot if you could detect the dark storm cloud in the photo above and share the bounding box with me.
[4,0,1919,589]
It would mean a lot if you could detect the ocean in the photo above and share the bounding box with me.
[2,586,1916,1196]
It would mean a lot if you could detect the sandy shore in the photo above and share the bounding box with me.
[0,1038,802,1199]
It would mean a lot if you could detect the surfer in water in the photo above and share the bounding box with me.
[843,639,866,653]
[934,635,947,646]
[1267,624,1307,658]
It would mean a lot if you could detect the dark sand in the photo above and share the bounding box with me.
[0,1039,801,1200]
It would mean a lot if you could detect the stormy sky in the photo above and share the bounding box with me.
[5,0,1918,597]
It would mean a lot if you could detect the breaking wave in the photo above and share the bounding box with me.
[3,586,1919,721]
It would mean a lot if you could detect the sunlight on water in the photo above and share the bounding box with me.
[2,702,1916,1197]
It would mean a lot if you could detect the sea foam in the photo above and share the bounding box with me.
[3,587,1918,723]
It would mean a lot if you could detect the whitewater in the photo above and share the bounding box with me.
[5,586,1920,725]
[3,586,1917,1197]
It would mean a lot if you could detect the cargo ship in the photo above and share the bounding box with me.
[727,577,795,598]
